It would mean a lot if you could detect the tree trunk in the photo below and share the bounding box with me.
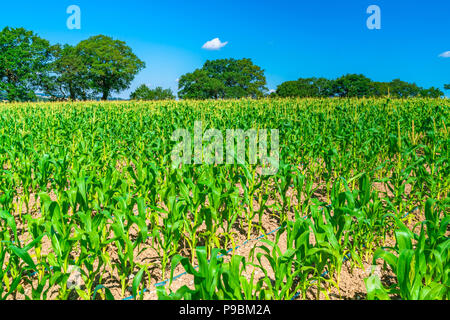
[69,84,76,101]
[102,89,109,101]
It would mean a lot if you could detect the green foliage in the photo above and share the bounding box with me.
[387,79,421,98]
[157,247,228,300]
[0,28,146,102]
[276,78,333,98]
[76,35,145,100]
[0,27,54,101]
[333,74,373,98]
[178,58,267,99]
[366,199,449,300]
[43,44,92,101]
[275,75,444,99]
[419,87,443,98]
[130,84,175,100]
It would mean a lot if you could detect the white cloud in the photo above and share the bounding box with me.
[202,38,228,50]
[439,51,450,58]
[269,89,276,94]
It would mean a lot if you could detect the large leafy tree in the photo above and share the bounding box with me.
[178,69,226,99]
[76,35,145,100]
[42,44,92,100]
[332,74,373,98]
[130,84,175,100]
[178,58,267,99]
[274,80,300,98]
[0,27,54,101]
[369,81,390,97]
[388,79,420,98]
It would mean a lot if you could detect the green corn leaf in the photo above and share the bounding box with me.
[9,245,36,270]
[92,285,115,300]
[132,267,146,300]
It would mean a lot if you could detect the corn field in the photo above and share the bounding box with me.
[0,98,448,300]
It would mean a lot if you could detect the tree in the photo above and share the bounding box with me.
[178,58,267,99]
[314,77,334,97]
[178,69,225,99]
[276,80,302,98]
[276,77,333,98]
[276,74,444,99]
[42,44,92,100]
[444,84,450,91]
[369,81,390,97]
[76,35,145,100]
[130,84,175,100]
[332,74,373,98]
[0,27,54,101]
[388,79,420,98]
[420,87,443,98]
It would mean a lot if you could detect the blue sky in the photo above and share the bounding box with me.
[1,0,449,98]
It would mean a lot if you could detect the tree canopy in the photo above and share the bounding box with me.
[43,44,92,100]
[276,77,333,98]
[178,58,267,99]
[0,27,54,101]
[130,84,175,100]
[275,74,444,98]
[0,28,146,101]
[76,35,146,100]
[333,74,373,98]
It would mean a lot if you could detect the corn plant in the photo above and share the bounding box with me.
[366,199,449,300]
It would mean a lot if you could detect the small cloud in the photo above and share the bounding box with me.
[269,89,276,94]
[202,38,228,50]
[439,51,450,58]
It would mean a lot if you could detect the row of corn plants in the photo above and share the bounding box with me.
[0,98,448,300]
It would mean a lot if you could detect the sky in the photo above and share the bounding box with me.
[1,0,449,98]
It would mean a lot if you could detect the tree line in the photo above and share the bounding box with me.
[130,59,447,100]
[0,26,448,102]
[0,27,144,101]
[273,75,444,99]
